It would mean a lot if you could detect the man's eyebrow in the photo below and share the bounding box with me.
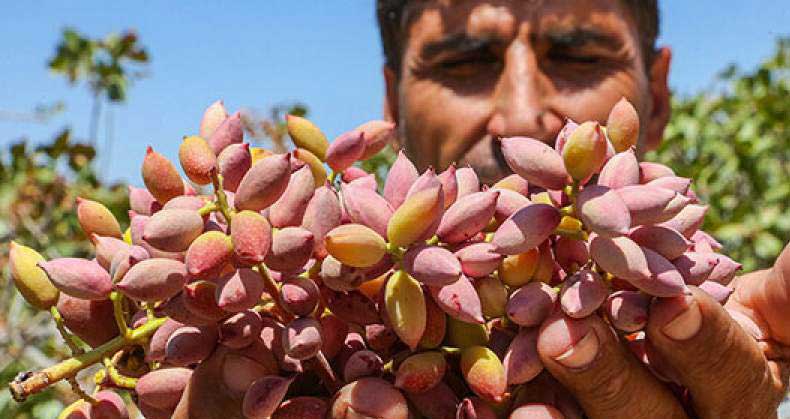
[420,33,500,59]
[542,27,624,50]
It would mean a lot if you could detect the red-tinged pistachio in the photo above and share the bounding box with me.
[217,143,252,192]
[405,381,460,419]
[216,268,264,312]
[402,245,461,286]
[506,282,557,327]
[336,332,367,372]
[438,164,459,208]
[280,277,320,316]
[161,195,207,212]
[456,165,480,199]
[257,317,300,372]
[179,135,216,185]
[287,114,329,160]
[503,328,542,385]
[207,111,243,155]
[554,119,579,153]
[130,215,184,260]
[499,248,539,287]
[598,149,640,189]
[282,317,322,360]
[273,397,328,419]
[146,319,185,361]
[270,166,315,228]
[554,237,590,272]
[576,185,631,237]
[141,147,184,205]
[165,325,218,366]
[560,269,608,318]
[342,166,370,182]
[708,254,741,284]
[61,399,91,419]
[673,251,720,286]
[447,317,489,349]
[456,397,498,419]
[437,191,499,243]
[265,227,315,273]
[128,185,161,216]
[302,184,342,258]
[160,292,214,327]
[636,247,687,297]
[658,204,708,239]
[90,235,130,271]
[383,150,419,209]
[320,313,350,359]
[590,235,650,281]
[475,276,508,318]
[231,210,272,266]
[116,258,186,302]
[341,183,394,239]
[323,289,381,326]
[630,225,692,260]
[199,100,228,139]
[562,121,607,183]
[510,404,565,419]
[182,280,228,321]
[639,161,675,183]
[699,281,733,304]
[617,185,680,226]
[76,197,122,238]
[344,349,384,382]
[320,255,367,291]
[185,231,233,279]
[347,173,378,190]
[330,378,409,419]
[691,230,723,251]
[293,148,327,188]
[357,120,396,160]
[327,130,365,172]
[387,185,444,248]
[420,293,447,349]
[606,97,640,152]
[395,351,446,392]
[500,137,571,190]
[460,345,507,403]
[406,167,441,199]
[90,390,128,419]
[136,368,193,411]
[492,204,561,255]
[385,270,427,350]
[38,258,111,300]
[235,152,291,211]
[365,323,398,355]
[57,294,118,347]
[455,242,502,278]
[646,176,692,195]
[218,310,263,349]
[142,208,203,252]
[325,223,386,268]
[493,173,529,195]
[605,290,650,332]
[493,189,531,225]
[9,241,59,310]
[429,274,484,324]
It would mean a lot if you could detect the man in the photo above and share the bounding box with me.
[175,1,790,417]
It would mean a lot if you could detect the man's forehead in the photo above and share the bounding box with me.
[406,0,633,47]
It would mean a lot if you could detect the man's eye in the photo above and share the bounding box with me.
[439,55,500,76]
[549,51,601,64]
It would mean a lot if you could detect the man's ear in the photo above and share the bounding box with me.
[383,65,399,124]
[644,47,672,151]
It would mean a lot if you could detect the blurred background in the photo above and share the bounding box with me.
[0,1,788,417]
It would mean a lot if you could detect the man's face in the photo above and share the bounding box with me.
[385,0,671,184]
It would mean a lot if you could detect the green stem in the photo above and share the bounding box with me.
[103,357,138,389]
[425,235,440,246]
[50,306,84,355]
[256,264,293,322]
[328,170,339,185]
[110,291,129,339]
[197,201,218,216]
[9,317,166,402]
[211,170,234,223]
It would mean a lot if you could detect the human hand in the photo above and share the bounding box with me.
[534,244,790,419]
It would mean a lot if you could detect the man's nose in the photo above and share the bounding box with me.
[487,42,560,143]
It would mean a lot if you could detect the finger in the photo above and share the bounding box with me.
[511,371,584,419]
[509,403,567,419]
[172,346,272,419]
[646,287,787,417]
[537,309,687,419]
[731,243,790,344]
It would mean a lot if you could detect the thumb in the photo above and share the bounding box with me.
[731,242,790,345]
[172,346,273,419]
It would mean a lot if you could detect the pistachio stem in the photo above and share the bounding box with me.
[256,264,294,323]
[110,291,129,339]
[50,306,84,355]
[103,357,138,389]
[210,170,234,223]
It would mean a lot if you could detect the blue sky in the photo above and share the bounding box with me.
[1,1,788,185]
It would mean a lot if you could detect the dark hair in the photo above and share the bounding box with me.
[376,0,660,75]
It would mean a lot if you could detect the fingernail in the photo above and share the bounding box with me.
[539,314,599,369]
[222,353,269,393]
[661,295,702,341]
